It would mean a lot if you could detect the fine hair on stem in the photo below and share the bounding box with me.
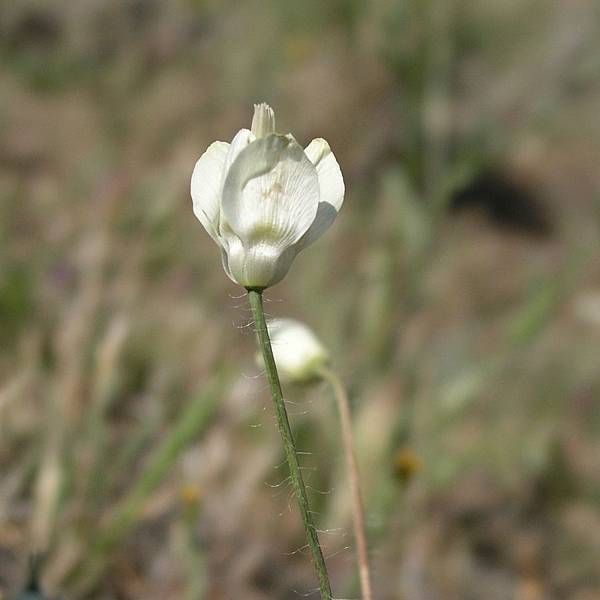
[247,289,333,600]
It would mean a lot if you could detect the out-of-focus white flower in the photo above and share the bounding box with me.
[574,291,600,327]
[191,103,344,289]
[264,318,329,383]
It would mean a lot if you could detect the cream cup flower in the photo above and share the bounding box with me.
[263,318,329,383]
[191,103,344,289]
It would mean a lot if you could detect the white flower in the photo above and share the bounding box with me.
[265,318,329,383]
[191,103,344,289]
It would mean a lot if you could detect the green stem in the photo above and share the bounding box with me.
[247,289,332,599]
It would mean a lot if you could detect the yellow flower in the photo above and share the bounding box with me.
[394,448,421,482]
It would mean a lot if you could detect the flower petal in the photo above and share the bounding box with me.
[224,128,255,174]
[251,103,276,139]
[221,134,319,252]
[224,237,298,288]
[191,140,230,243]
[299,138,345,249]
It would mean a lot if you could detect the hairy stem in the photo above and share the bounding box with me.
[319,366,373,600]
[247,289,332,599]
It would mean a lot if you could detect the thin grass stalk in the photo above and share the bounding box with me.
[319,366,373,600]
[66,380,220,594]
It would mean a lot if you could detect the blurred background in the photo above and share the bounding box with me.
[1,0,600,598]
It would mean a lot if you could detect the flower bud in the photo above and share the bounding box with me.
[263,318,329,383]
